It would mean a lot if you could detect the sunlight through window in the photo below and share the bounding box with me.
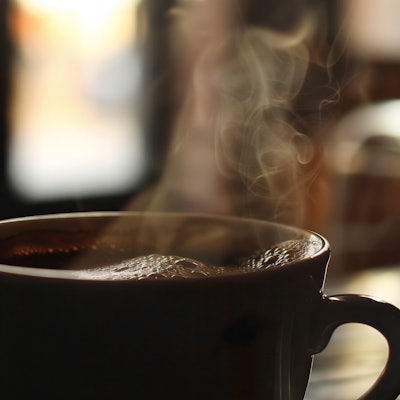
[8,0,147,200]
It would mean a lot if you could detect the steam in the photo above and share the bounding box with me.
[129,0,332,228]
[212,26,314,224]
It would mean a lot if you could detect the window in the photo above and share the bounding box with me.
[8,0,147,200]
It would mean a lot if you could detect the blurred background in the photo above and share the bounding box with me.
[2,2,400,398]
[0,0,170,217]
[1,0,400,273]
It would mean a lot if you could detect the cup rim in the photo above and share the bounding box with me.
[0,211,330,282]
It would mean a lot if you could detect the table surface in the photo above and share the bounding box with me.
[305,266,400,400]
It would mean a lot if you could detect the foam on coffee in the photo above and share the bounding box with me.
[74,239,311,280]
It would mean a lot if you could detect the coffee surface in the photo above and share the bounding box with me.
[0,223,322,280]
[75,239,310,280]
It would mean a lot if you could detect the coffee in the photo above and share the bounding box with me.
[75,239,311,280]
[0,213,323,281]
[0,233,313,280]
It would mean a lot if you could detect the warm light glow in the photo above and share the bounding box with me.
[329,100,400,176]
[14,0,139,15]
[343,0,400,60]
[9,0,146,200]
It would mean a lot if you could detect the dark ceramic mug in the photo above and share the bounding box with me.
[0,212,399,400]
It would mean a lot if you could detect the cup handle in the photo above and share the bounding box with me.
[310,294,400,400]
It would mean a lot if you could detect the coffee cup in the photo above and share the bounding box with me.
[0,212,399,399]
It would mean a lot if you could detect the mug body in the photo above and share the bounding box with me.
[0,212,329,400]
